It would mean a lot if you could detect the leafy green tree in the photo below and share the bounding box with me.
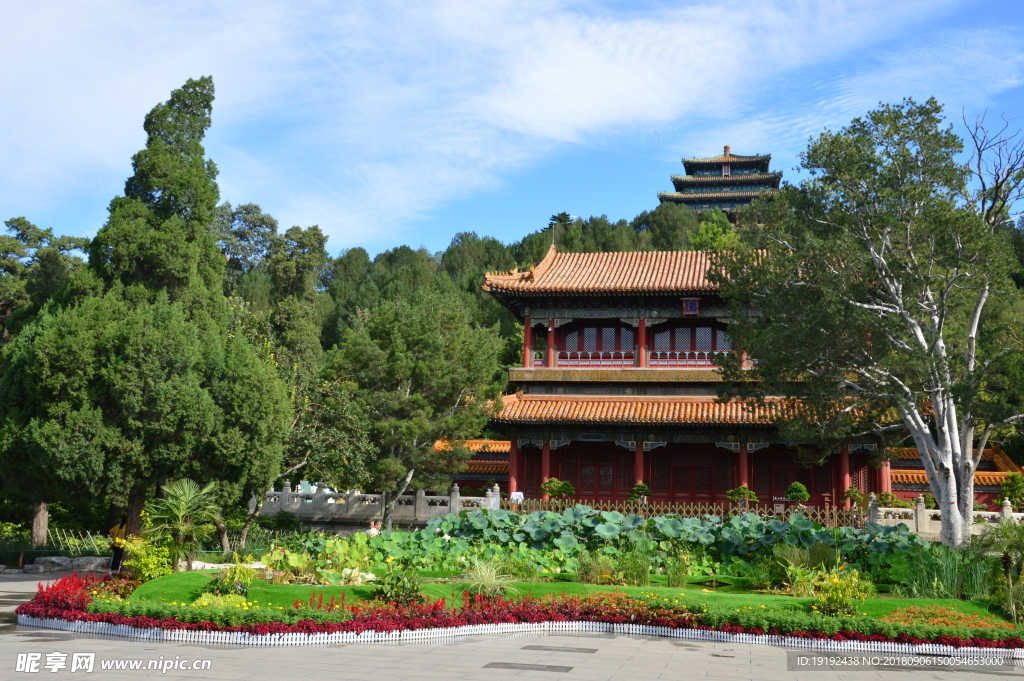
[632,202,700,250]
[0,218,86,344]
[87,78,225,313]
[713,98,1024,546]
[266,225,331,381]
[214,202,278,275]
[144,478,222,572]
[327,287,504,529]
[1003,473,1024,510]
[0,77,291,540]
[691,209,742,251]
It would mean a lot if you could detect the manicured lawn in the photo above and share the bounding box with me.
[128,570,1009,623]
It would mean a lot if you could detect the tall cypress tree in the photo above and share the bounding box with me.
[0,78,291,541]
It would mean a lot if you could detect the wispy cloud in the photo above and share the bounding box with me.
[689,26,1024,182]
[4,0,1011,251]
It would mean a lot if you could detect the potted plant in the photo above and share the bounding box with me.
[784,481,810,508]
[539,478,575,499]
[725,485,759,510]
[629,482,651,505]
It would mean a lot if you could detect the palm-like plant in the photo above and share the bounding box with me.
[144,479,222,572]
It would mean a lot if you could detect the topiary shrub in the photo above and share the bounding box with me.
[539,478,575,498]
[784,481,810,504]
[725,485,759,507]
[629,483,651,502]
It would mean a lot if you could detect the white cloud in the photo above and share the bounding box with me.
[3,0,1009,251]
[688,26,1024,183]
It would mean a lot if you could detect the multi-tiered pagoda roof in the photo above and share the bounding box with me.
[658,145,782,212]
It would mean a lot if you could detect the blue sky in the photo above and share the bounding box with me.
[3,1,1023,256]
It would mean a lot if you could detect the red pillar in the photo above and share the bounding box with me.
[522,317,532,368]
[738,442,749,487]
[546,319,556,368]
[541,441,552,500]
[508,439,519,495]
[637,318,647,367]
[634,442,644,485]
[881,459,892,494]
[839,446,851,510]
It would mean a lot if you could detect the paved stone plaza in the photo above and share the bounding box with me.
[1,575,1021,680]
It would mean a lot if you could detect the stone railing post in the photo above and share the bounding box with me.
[1003,497,1014,521]
[484,488,494,510]
[867,493,879,524]
[914,494,926,534]
[313,482,326,514]
[491,484,501,509]
[414,489,427,519]
[450,483,460,512]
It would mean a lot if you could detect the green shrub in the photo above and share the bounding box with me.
[616,549,651,587]
[725,486,759,505]
[373,563,423,604]
[258,510,302,533]
[202,576,249,597]
[122,539,173,582]
[192,593,247,608]
[496,556,539,581]
[732,556,777,590]
[877,492,913,508]
[812,568,875,616]
[773,542,839,573]
[784,481,809,503]
[1002,473,1024,511]
[576,552,616,585]
[664,554,687,588]
[629,483,651,502]
[221,557,257,585]
[538,478,575,498]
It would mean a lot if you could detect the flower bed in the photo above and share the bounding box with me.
[16,574,1024,649]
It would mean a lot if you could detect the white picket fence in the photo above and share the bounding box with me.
[17,615,1024,657]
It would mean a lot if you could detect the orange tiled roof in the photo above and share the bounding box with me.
[659,189,781,201]
[466,459,510,474]
[434,439,511,453]
[493,393,779,425]
[892,469,1012,487]
[483,245,716,295]
[893,447,1022,475]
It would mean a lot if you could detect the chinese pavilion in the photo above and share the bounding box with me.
[657,145,782,212]
[479,245,1020,509]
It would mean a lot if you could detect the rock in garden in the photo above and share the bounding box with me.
[1,568,21,575]
[71,556,110,571]
[22,564,48,574]
[34,556,72,570]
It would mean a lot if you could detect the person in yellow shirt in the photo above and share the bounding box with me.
[109,514,127,572]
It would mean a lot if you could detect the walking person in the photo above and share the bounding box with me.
[109,514,127,572]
